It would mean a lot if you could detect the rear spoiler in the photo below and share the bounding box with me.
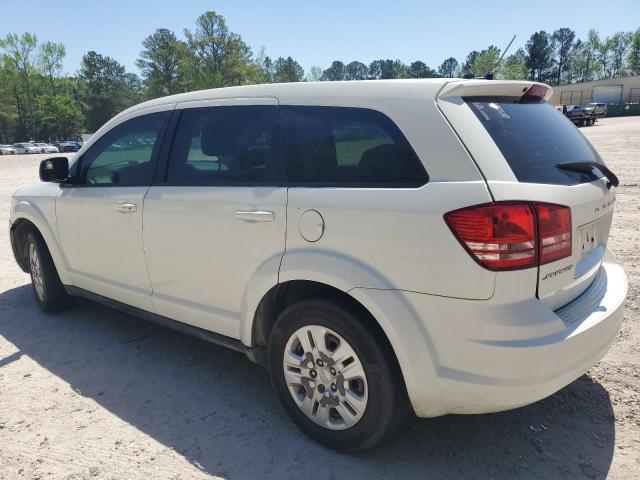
[438,80,553,102]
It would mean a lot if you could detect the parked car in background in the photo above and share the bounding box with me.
[584,102,607,118]
[12,143,41,154]
[33,143,59,153]
[9,80,626,451]
[0,144,17,155]
[53,142,81,152]
[562,105,596,127]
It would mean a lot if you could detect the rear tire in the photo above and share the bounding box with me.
[268,299,409,452]
[27,231,71,312]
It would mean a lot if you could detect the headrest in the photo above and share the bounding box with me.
[201,123,238,157]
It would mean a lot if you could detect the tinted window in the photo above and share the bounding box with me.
[166,106,283,186]
[281,106,427,187]
[79,112,168,186]
[466,98,604,185]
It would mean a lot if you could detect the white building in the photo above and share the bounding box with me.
[550,75,640,105]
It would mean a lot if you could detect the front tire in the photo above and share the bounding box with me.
[268,299,408,452]
[27,231,71,312]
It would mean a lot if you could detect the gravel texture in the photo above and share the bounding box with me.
[0,116,639,479]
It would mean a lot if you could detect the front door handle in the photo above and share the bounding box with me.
[234,210,275,223]
[113,201,138,213]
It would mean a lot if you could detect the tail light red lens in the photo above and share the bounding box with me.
[445,202,571,271]
[535,203,572,264]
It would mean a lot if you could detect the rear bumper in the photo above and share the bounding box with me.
[360,248,627,417]
[438,256,624,415]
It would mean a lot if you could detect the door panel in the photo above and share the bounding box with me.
[57,187,152,310]
[143,187,286,338]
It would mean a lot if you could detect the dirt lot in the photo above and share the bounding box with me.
[0,116,639,479]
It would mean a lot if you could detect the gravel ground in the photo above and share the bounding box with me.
[0,116,639,479]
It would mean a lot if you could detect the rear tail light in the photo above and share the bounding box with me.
[445,202,571,271]
[535,203,572,264]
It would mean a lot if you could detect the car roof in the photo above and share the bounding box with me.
[89,78,545,146]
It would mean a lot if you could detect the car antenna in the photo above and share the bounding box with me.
[480,34,516,80]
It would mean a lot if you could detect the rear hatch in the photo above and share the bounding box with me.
[438,80,617,310]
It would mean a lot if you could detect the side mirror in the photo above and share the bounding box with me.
[39,156,69,183]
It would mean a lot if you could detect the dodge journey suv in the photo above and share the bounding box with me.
[9,79,627,451]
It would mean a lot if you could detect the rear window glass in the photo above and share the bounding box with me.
[466,97,604,185]
[281,106,428,187]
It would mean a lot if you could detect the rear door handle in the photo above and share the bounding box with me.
[234,210,275,223]
[113,201,138,213]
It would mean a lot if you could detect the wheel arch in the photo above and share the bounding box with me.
[248,279,423,405]
[10,206,71,284]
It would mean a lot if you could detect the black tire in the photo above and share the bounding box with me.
[26,231,71,312]
[268,299,409,452]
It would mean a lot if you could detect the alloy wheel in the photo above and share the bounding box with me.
[29,242,44,301]
[283,325,368,430]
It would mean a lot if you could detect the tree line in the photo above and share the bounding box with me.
[1,9,638,143]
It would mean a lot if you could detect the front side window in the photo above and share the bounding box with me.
[166,105,283,186]
[78,112,169,186]
[281,106,428,187]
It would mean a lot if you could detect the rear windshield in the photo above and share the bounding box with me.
[466,97,604,185]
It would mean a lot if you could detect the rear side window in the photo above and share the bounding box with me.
[466,98,604,185]
[281,106,428,187]
[166,105,284,186]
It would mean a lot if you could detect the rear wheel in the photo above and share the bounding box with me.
[27,231,71,312]
[268,299,408,452]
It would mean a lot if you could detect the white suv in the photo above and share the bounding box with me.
[9,80,627,451]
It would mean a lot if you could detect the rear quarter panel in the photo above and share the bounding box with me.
[280,84,496,299]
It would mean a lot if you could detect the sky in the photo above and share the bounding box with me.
[2,0,639,76]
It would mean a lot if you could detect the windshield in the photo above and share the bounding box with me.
[466,97,604,186]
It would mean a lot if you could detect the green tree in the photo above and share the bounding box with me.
[597,35,613,78]
[628,28,640,75]
[571,31,600,82]
[35,93,83,141]
[273,56,304,82]
[38,41,65,90]
[460,51,479,78]
[551,28,576,85]
[321,61,346,81]
[408,61,437,78]
[79,51,134,131]
[306,65,322,82]
[136,28,185,98]
[608,31,632,77]
[526,31,554,81]
[368,59,407,79]
[438,57,458,77]
[0,62,21,142]
[344,61,368,80]
[0,33,38,138]
[471,46,501,78]
[502,48,528,80]
[183,11,253,89]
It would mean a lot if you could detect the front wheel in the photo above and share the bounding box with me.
[268,299,408,452]
[27,231,71,312]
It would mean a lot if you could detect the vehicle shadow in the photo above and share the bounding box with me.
[0,284,615,479]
